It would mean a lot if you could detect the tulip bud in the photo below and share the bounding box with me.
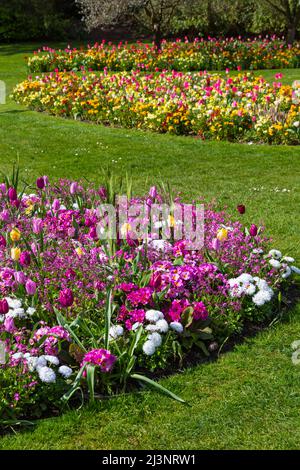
[11,247,21,261]
[7,187,17,202]
[32,218,43,234]
[59,288,74,308]
[98,186,107,200]
[249,224,258,237]
[70,182,79,195]
[10,227,21,242]
[237,204,246,214]
[149,186,157,199]
[36,177,45,190]
[217,228,228,242]
[14,271,26,285]
[19,251,31,267]
[4,316,15,333]
[52,199,60,211]
[25,279,37,296]
[211,238,220,251]
[0,298,9,315]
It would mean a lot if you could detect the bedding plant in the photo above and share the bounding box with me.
[0,166,299,424]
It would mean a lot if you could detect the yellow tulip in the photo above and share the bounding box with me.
[168,215,176,228]
[11,247,21,261]
[10,228,21,242]
[217,228,228,242]
[120,223,132,237]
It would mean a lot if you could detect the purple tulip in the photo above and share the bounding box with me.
[14,271,26,285]
[89,226,98,240]
[52,199,60,211]
[0,234,6,248]
[36,177,45,190]
[98,186,107,200]
[149,186,158,199]
[25,279,37,296]
[4,316,15,333]
[32,218,43,234]
[7,187,17,202]
[70,182,79,195]
[30,242,38,256]
[0,210,10,222]
[0,298,9,315]
[0,183,6,194]
[212,238,220,251]
[19,251,31,267]
[249,224,258,237]
[59,288,74,308]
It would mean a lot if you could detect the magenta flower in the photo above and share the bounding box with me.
[81,349,117,372]
[193,301,208,321]
[7,187,17,202]
[211,238,220,251]
[0,234,6,248]
[4,316,15,333]
[59,288,74,308]
[14,271,26,285]
[0,298,9,315]
[32,218,43,234]
[19,251,31,267]
[36,177,45,190]
[249,224,258,237]
[70,182,79,195]
[237,204,246,214]
[149,186,157,199]
[26,279,37,295]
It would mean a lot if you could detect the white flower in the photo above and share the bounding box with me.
[244,283,256,296]
[13,308,25,318]
[148,332,162,347]
[282,256,295,264]
[58,365,73,379]
[252,288,274,306]
[269,249,282,260]
[269,259,281,269]
[38,366,56,383]
[142,340,156,356]
[170,322,184,334]
[44,355,60,366]
[282,266,292,279]
[109,325,124,339]
[145,324,160,332]
[36,356,47,369]
[145,309,164,323]
[132,322,143,331]
[149,239,172,252]
[291,266,300,275]
[155,319,169,333]
[6,298,22,310]
[293,121,300,127]
[27,356,39,372]
[26,307,36,316]
[237,273,254,284]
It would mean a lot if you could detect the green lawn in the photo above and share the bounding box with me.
[0,43,300,450]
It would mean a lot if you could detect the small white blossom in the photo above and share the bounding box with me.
[291,266,300,275]
[44,355,60,366]
[132,322,143,331]
[12,352,23,360]
[155,319,169,333]
[6,298,22,310]
[58,365,73,379]
[148,332,162,347]
[282,256,295,264]
[269,249,282,260]
[142,340,156,356]
[38,366,56,383]
[145,324,160,332]
[269,259,281,269]
[282,266,292,279]
[145,310,164,323]
[26,307,36,316]
[109,325,124,339]
[27,356,39,372]
[170,322,184,334]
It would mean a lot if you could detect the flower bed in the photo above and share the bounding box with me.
[13,71,300,144]
[0,171,299,422]
[27,38,300,73]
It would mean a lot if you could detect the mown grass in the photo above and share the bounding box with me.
[0,43,300,450]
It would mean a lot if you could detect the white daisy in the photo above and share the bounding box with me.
[38,366,56,384]
[58,365,73,379]
[109,325,124,339]
[147,332,162,347]
[142,340,156,356]
[44,355,60,366]
[170,322,184,334]
[269,259,281,269]
[291,266,300,275]
[155,319,169,333]
[269,249,282,260]
[145,309,164,323]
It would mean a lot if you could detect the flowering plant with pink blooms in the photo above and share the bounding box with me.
[0,166,299,422]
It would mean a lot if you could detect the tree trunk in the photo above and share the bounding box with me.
[287,23,296,45]
[153,24,162,50]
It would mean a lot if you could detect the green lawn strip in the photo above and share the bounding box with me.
[0,43,300,450]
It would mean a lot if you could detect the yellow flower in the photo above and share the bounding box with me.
[217,228,228,242]
[10,228,21,242]
[168,215,176,228]
[75,247,84,258]
[25,204,34,216]
[11,247,21,261]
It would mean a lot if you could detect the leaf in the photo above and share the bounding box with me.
[131,373,186,404]
[62,365,86,403]
[104,289,113,350]
[86,364,95,403]
[181,307,194,328]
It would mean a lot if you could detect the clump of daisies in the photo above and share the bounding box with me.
[11,352,73,384]
[267,249,300,279]
[0,297,36,322]
[142,310,183,356]
[228,274,274,307]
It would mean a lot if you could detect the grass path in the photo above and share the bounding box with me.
[0,43,300,449]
